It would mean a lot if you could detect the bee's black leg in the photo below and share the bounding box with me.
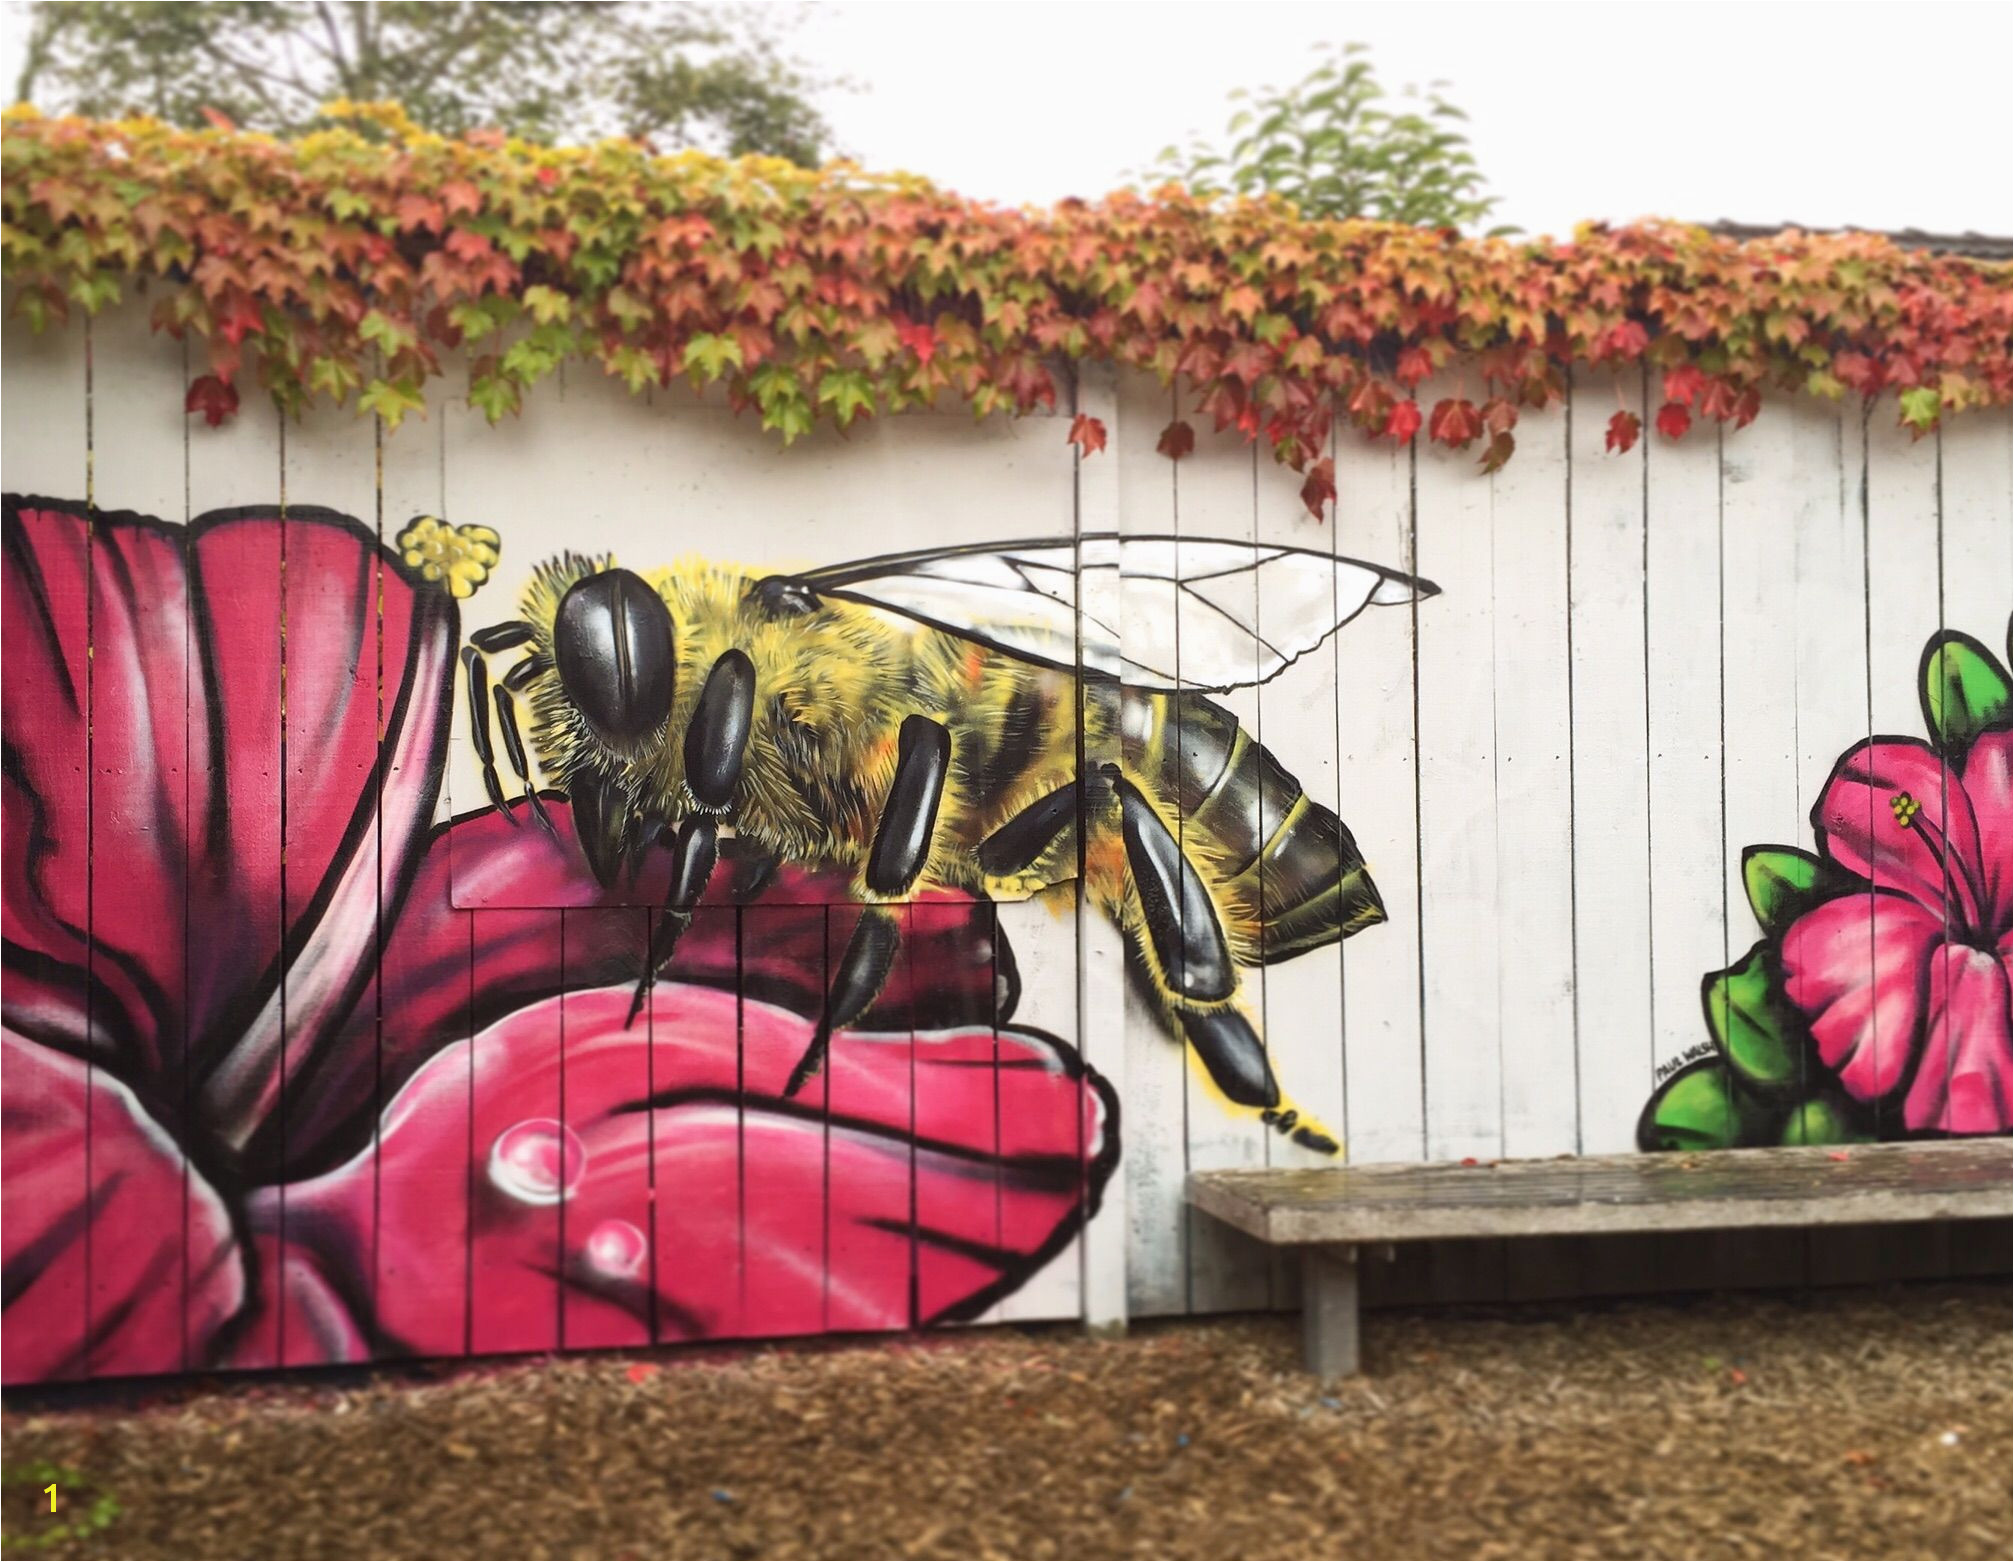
[866,716,951,896]
[461,645,517,824]
[976,782,1076,876]
[491,682,557,840]
[784,905,901,1099]
[1114,775,1233,1002]
[626,815,719,1028]
[471,619,536,654]
[684,650,756,809]
[1115,773,1334,1153]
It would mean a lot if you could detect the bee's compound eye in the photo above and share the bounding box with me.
[553,568,676,752]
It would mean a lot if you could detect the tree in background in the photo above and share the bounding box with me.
[1147,43,1505,231]
[12,0,839,161]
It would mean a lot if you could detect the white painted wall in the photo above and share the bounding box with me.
[5,304,2008,1327]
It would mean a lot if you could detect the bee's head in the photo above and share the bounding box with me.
[551,567,677,756]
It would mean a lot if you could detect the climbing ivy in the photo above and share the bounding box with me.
[4,103,2007,516]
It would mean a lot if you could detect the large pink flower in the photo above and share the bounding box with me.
[1781,732,2013,1133]
[1,500,1114,1384]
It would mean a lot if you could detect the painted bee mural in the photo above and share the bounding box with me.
[453,528,1437,1153]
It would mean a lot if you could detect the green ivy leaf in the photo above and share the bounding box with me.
[1779,1094,1870,1147]
[682,332,743,384]
[1701,943,1804,1097]
[1919,630,2012,756]
[358,376,425,429]
[1898,386,1942,430]
[468,372,521,423]
[1741,845,1842,938]
[1636,1061,1770,1152]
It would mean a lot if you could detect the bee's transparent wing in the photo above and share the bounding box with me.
[792,534,1436,693]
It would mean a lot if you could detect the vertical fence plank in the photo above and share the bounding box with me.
[1255,442,1347,1176]
[1566,374,1654,1157]
[1491,401,1577,1298]
[84,308,194,1369]
[1073,364,1129,1333]
[1636,411,1727,1293]
[278,399,385,1365]
[1412,392,1507,1306]
[736,904,829,1340]
[1414,397,1502,1166]
[825,903,918,1335]
[1333,431,1426,1166]
[1866,410,1949,1278]
[1177,432,1272,1315]
[1,315,93,1381]
[373,414,465,1357]
[1717,415,1809,1289]
[559,907,652,1351]
[994,891,1086,1323]
[652,904,746,1343]
[1117,373,1188,1317]
[469,907,562,1357]
[183,394,286,1369]
[1493,402,1578,1158]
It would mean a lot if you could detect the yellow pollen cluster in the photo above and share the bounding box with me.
[396,516,500,599]
[1890,792,1922,827]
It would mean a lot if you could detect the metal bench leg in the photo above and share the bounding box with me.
[1302,1243,1361,1379]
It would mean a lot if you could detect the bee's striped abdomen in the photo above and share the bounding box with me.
[1121,688,1384,965]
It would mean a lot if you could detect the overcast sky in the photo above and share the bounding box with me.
[5,0,2009,240]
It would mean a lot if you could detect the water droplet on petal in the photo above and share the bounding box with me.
[583,1218,647,1277]
[487,1119,585,1205]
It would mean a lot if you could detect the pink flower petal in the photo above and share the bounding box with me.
[1961,729,2012,929]
[1814,738,1988,923]
[1781,890,1947,1103]
[1,1031,244,1384]
[288,805,1014,1175]
[1902,944,2013,1134]
[270,982,1112,1359]
[2,504,456,1173]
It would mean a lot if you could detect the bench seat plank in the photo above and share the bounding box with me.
[1189,1141,2012,1246]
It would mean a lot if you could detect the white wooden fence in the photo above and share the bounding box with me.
[4,302,2007,1337]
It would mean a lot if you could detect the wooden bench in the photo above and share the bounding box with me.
[1188,1140,2013,1378]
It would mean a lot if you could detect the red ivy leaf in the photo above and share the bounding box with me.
[1481,396,1518,436]
[1383,400,1423,443]
[1604,321,1648,360]
[896,319,937,365]
[1427,397,1483,449]
[1655,401,1693,440]
[1299,456,1337,518]
[185,373,239,427]
[198,106,237,133]
[1662,364,1706,407]
[1697,377,1740,422]
[1605,410,1642,454]
[1478,431,1515,474]
[1066,413,1107,456]
[1156,419,1196,461]
[1395,346,1434,387]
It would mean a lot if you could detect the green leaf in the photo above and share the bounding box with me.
[1636,1062,1770,1152]
[815,368,874,428]
[468,372,521,423]
[682,332,743,384]
[1919,629,2012,755]
[1898,386,1941,430]
[1779,1095,1869,1147]
[1701,943,1804,1097]
[523,284,572,325]
[1741,845,1842,937]
[358,376,425,429]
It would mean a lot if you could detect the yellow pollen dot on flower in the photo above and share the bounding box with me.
[1890,792,1921,827]
[393,516,502,599]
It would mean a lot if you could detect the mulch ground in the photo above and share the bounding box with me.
[3,1282,2007,1560]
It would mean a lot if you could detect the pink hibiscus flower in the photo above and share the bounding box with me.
[1781,730,2013,1134]
[1,500,1114,1384]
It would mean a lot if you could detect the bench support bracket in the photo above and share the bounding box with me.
[1302,1243,1360,1379]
